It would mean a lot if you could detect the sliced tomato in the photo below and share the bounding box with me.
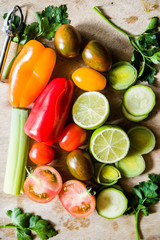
[24,165,62,203]
[59,180,96,217]
[58,123,87,151]
[29,142,55,165]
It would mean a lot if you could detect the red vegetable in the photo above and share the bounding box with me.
[58,123,87,151]
[24,78,74,145]
[59,180,96,217]
[29,142,55,165]
[24,165,62,203]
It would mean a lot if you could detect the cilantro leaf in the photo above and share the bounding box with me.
[16,229,32,240]
[145,17,159,33]
[0,208,58,240]
[30,215,58,239]
[139,63,156,84]
[3,4,70,45]
[125,174,160,240]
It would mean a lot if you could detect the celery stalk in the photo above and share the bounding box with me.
[3,108,29,195]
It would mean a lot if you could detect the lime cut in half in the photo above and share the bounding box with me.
[72,91,110,130]
[90,125,130,163]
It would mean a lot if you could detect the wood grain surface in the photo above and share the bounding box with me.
[0,0,160,239]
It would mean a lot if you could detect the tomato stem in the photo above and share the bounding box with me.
[25,167,41,185]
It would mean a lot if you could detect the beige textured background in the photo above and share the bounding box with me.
[0,0,160,239]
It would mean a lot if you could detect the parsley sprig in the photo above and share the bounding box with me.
[125,174,160,240]
[3,5,70,45]
[93,6,160,84]
[0,208,58,240]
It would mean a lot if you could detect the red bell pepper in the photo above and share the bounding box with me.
[24,78,74,145]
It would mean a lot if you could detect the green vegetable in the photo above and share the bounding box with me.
[3,108,29,195]
[3,5,70,44]
[115,152,145,177]
[96,187,128,219]
[0,208,58,240]
[123,85,156,116]
[108,61,137,90]
[125,174,160,240]
[121,104,148,122]
[93,6,160,84]
[127,126,156,154]
[94,163,121,186]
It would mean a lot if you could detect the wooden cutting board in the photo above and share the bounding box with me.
[0,0,160,239]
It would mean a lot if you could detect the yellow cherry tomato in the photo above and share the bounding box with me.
[72,67,106,91]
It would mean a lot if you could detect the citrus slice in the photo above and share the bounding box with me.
[90,125,130,163]
[72,91,109,130]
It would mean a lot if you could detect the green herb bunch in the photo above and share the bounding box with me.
[125,174,160,240]
[3,5,70,45]
[0,208,58,240]
[93,6,160,84]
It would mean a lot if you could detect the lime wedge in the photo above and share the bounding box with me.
[90,125,130,163]
[72,92,110,130]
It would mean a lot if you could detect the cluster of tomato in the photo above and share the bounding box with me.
[22,23,112,217]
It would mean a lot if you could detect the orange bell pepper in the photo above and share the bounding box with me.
[8,40,56,107]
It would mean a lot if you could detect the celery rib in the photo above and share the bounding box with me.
[3,108,29,195]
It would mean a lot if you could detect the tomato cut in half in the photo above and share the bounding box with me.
[59,180,96,217]
[24,165,62,203]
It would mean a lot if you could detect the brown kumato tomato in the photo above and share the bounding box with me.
[54,24,81,58]
[82,40,112,72]
[66,150,94,180]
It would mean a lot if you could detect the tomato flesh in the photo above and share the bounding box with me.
[59,180,96,217]
[29,142,55,165]
[24,165,62,203]
[58,123,87,151]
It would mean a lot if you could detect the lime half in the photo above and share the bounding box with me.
[90,125,130,163]
[72,92,109,130]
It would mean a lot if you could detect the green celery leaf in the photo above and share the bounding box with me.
[41,6,53,22]
[52,5,70,23]
[41,22,61,40]
[139,181,158,198]
[139,63,156,84]
[148,174,160,185]
[16,228,32,240]
[39,17,50,34]
[19,22,39,45]
[29,215,58,240]
[131,50,143,71]
[6,208,31,228]
[145,17,159,33]
[132,187,143,199]
[150,51,160,64]
[144,34,159,47]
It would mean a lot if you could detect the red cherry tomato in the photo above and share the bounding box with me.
[59,180,96,217]
[58,123,87,151]
[29,142,55,165]
[24,165,62,203]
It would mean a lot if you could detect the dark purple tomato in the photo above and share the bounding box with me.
[66,149,94,181]
[54,24,81,58]
[82,40,112,72]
